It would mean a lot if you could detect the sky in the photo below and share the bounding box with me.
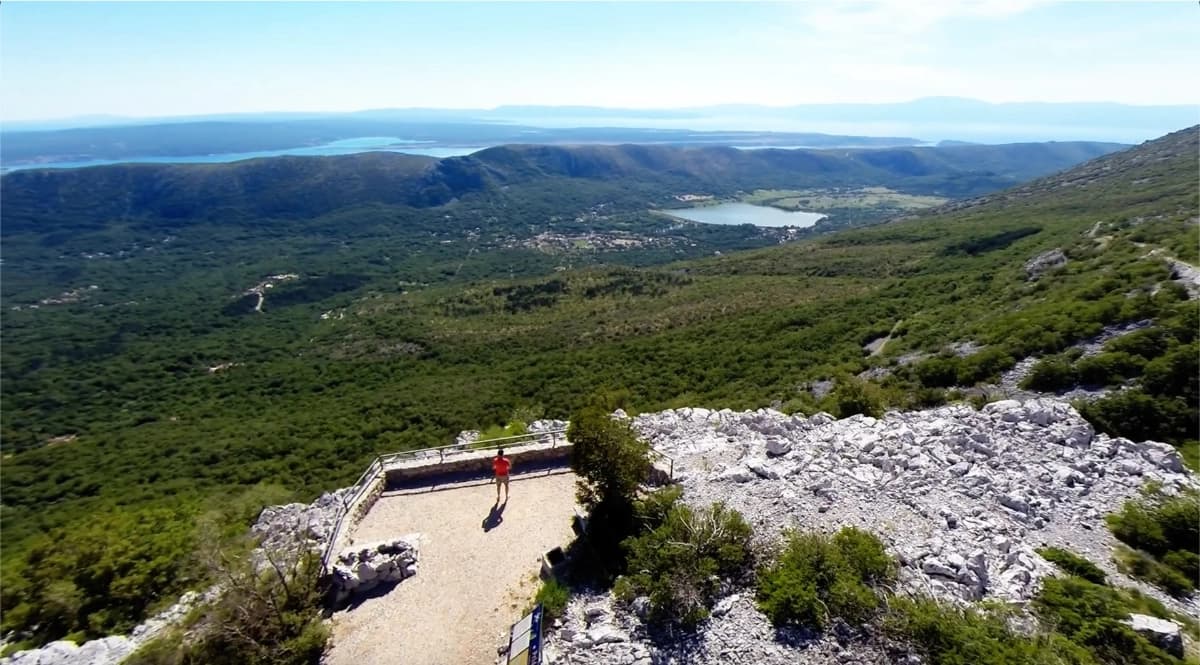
[1,1,1198,122]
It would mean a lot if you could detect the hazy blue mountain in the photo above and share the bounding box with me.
[2,98,1189,163]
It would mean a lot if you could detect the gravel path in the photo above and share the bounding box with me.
[324,469,578,665]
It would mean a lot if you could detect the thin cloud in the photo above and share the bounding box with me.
[797,0,1044,37]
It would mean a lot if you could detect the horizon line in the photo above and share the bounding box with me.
[4,96,1197,128]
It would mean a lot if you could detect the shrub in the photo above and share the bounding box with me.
[907,387,948,409]
[833,527,894,584]
[1035,576,1181,664]
[1022,355,1077,391]
[1141,342,1199,400]
[1105,327,1172,360]
[567,405,651,576]
[633,484,682,530]
[1080,389,1194,446]
[533,579,570,622]
[826,377,884,418]
[1161,550,1200,584]
[568,406,650,511]
[956,348,1015,385]
[1037,547,1107,585]
[472,420,529,448]
[756,527,894,629]
[884,595,1091,665]
[1107,489,1199,596]
[914,356,962,388]
[127,541,329,665]
[1074,351,1144,386]
[0,508,196,645]
[617,502,753,628]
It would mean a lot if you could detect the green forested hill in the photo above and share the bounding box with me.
[1,140,1123,226]
[0,130,1194,648]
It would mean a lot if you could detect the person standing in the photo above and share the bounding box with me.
[493,448,511,503]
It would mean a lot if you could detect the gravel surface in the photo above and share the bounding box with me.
[324,469,578,665]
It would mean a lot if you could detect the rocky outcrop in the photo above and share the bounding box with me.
[633,399,1192,604]
[1126,613,1185,658]
[1,589,218,665]
[1024,248,1067,280]
[547,397,1197,664]
[1167,259,1200,299]
[329,537,420,606]
[996,319,1152,396]
[2,638,134,665]
[252,488,355,558]
[455,430,481,447]
[546,593,898,665]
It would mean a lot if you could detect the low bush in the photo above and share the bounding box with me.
[1106,489,1199,596]
[885,595,1091,665]
[1104,327,1172,360]
[1080,389,1195,449]
[0,508,196,645]
[1074,351,1145,386]
[472,420,529,448]
[1116,548,1195,598]
[1022,355,1077,391]
[1037,547,1107,585]
[913,356,962,388]
[1034,576,1182,665]
[616,502,753,628]
[533,579,570,622]
[126,544,328,665]
[756,527,894,629]
[956,347,1015,385]
[825,377,884,418]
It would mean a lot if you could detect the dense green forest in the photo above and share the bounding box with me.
[0,131,1195,648]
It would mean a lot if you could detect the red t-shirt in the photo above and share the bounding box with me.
[493,456,511,476]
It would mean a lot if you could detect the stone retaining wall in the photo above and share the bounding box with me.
[384,442,573,488]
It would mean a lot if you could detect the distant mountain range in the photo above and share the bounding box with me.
[0,98,1190,168]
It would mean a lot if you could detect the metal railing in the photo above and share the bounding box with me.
[319,427,677,571]
[647,446,675,481]
[377,429,566,467]
[321,429,567,570]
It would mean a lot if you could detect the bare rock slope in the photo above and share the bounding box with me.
[549,398,1197,665]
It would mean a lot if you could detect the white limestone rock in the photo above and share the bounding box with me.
[330,536,420,604]
[1125,614,1184,658]
[1025,248,1068,280]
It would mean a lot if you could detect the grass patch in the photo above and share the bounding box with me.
[1038,547,1108,585]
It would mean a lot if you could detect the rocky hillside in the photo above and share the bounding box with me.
[930,125,1198,216]
[547,398,1197,665]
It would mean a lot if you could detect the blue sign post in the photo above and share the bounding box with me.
[507,604,544,665]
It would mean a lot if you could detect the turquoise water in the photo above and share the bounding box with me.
[663,202,825,228]
[1,137,490,172]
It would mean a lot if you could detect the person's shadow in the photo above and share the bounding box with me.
[482,500,506,532]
